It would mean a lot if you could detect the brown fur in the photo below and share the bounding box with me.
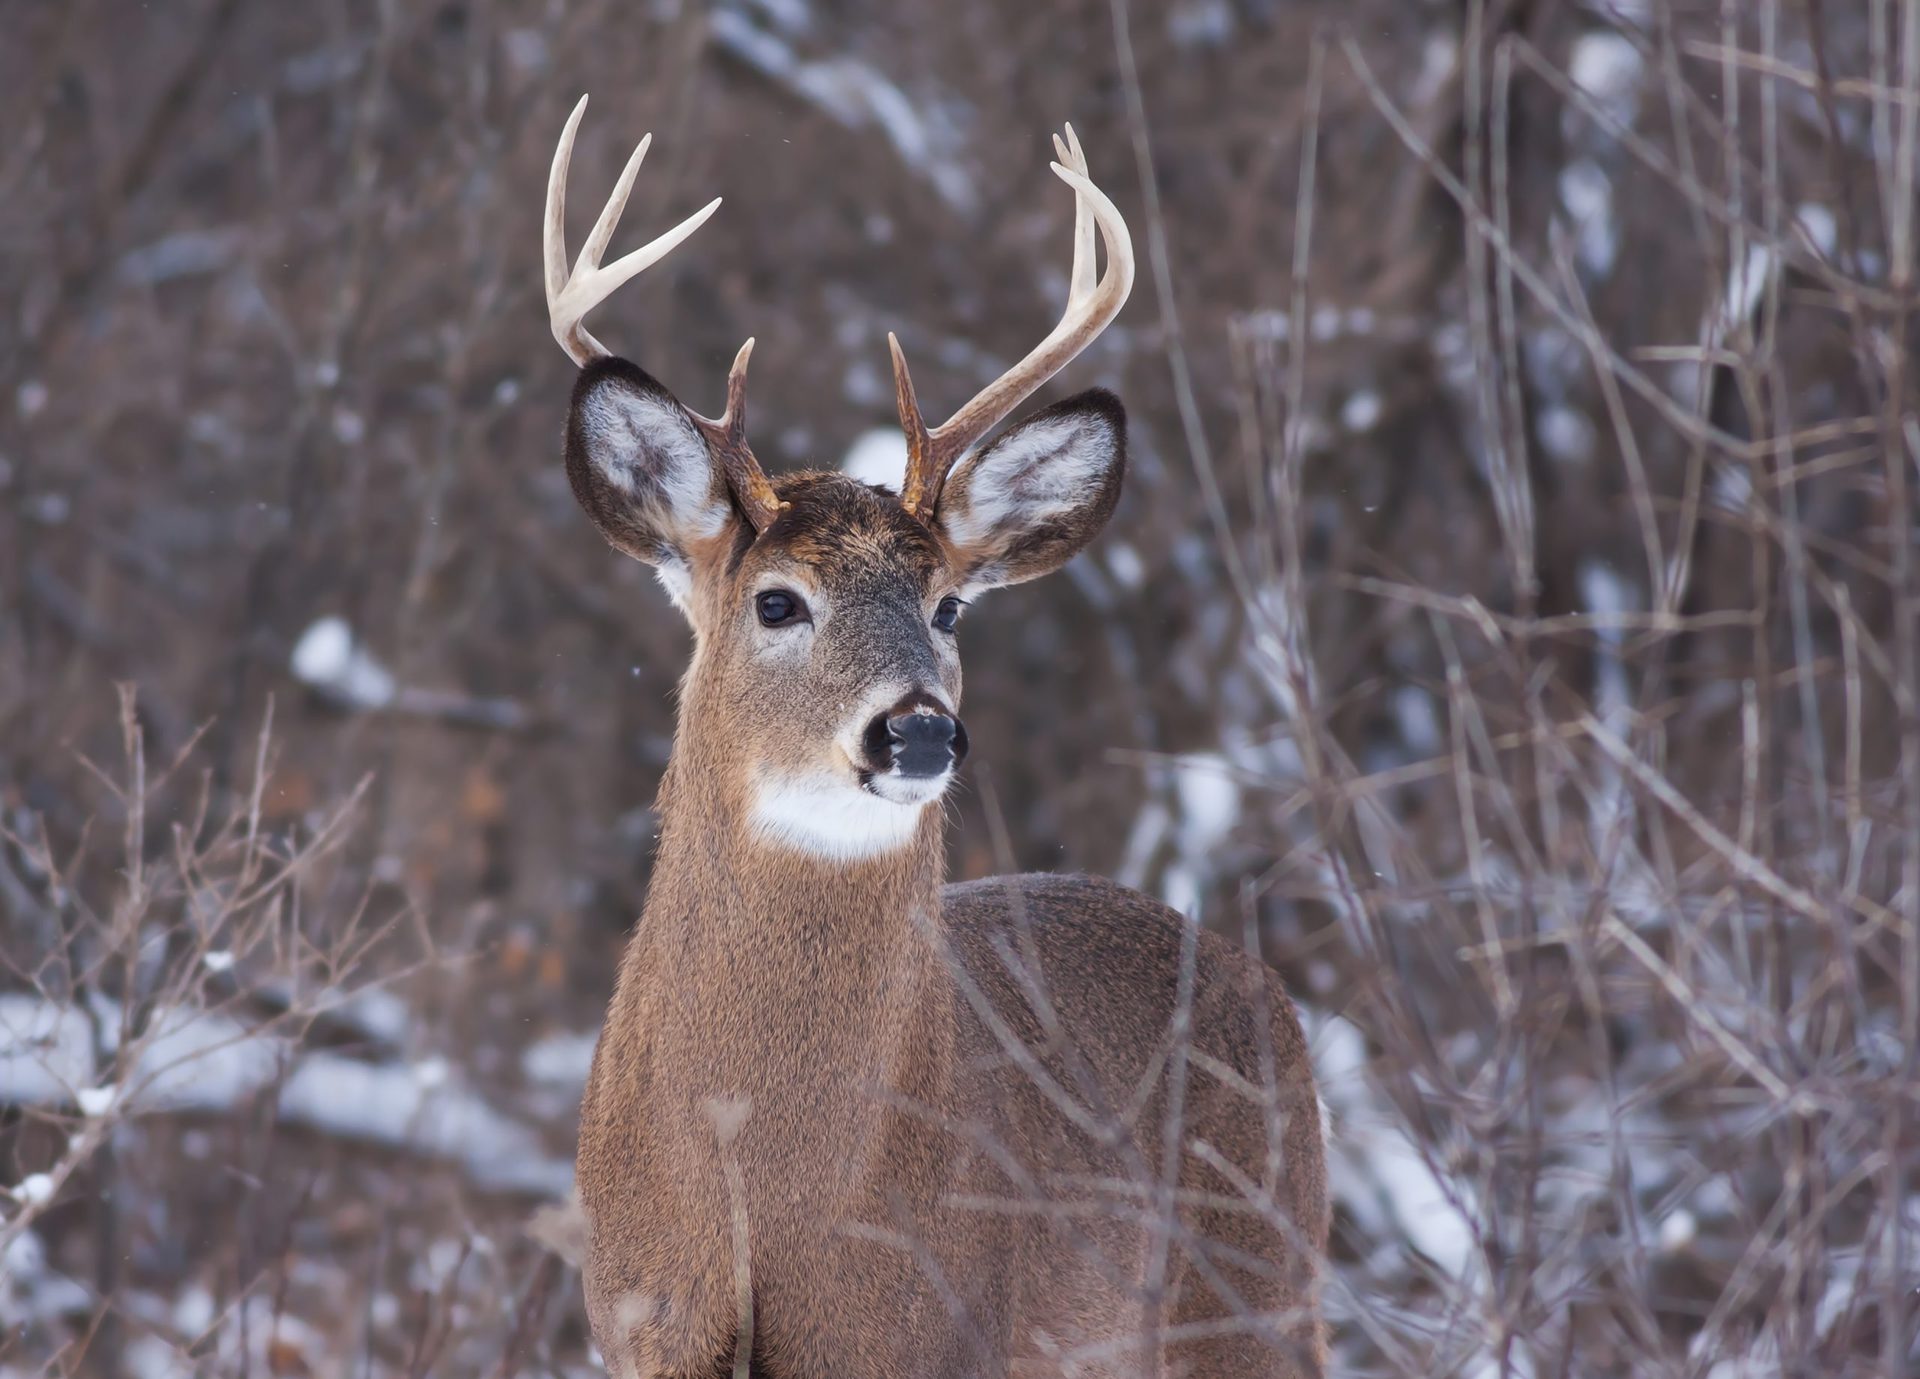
[564,362,1328,1376]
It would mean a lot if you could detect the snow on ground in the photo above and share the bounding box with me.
[1310,1010,1480,1280]
[0,996,572,1199]
[290,615,396,709]
[0,994,94,1105]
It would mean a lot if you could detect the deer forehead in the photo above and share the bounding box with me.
[725,474,947,595]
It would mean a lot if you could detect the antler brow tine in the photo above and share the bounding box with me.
[893,122,1136,521]
[545,95,784,533]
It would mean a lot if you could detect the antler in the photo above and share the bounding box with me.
[692,338,784,531]
[545,95,784,532]
[890,124,1135,522]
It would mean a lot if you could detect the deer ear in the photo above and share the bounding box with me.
[935,389,1125,590]
[565,357,735,609]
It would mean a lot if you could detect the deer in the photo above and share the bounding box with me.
[543,94,1329,1378]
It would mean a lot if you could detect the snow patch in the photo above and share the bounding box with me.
[1539,404,1597,465]
[1310,1013,1480,1278]
[279,1052,571,1197]
[1391,685,1442,757]
[1341,389,1383,433]
[1105,541,1146,591]
[1717,243,1776,335]
[841,427,908,492]
[290,617,397,709]
[0,994,95,1103]
[1569,31,1643,129]
[1557,158,1618,276]
[8,1172,55,1206]
[523,1029,600,1091]
[1794,203,1837,257]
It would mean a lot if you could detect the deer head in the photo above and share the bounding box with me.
[545,96,1134,861]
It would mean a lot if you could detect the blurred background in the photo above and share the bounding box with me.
[3,0,1918,1374]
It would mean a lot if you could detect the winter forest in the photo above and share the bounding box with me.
[3,0,1919,1374]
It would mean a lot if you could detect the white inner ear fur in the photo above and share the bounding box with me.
[750,773,929,861]
[652,558,694,614]
[578,385,729,541]
[941,415,1115,551]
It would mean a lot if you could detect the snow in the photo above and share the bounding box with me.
[1172,753,1242,862]
[841,427,908,492]
[1577,559,1632,728]
[8,1172,55,1206]
[1711,461,1753,514]
[1794,203,1837,257]
[1569,31,1643,130]
[0,995,571,1198]
[1717,242,1776,335]
[121,1336,193,1379]
[1557,158,1618,276]
[1657,1208,1697,1252]
[330,406,366,446]
[134,1006,290,1112]
[1341,389,1383,433]
[1114,799,1171,893]
[1310,1013,1480,1278]
[0,994,95,1103]
[289,616,397,709]
[1159,861,1201,921]
[278,1053,571,1196]
[1539,403,1597,465]
[1105,541,1146,591]
[0,1227,91,1329]
[1391,685,1442,757]
[200,949,234,974]
[522,1029,599,1091]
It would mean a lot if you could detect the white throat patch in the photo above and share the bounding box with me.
[750,774,933,862]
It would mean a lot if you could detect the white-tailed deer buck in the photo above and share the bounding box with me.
[545,95,1328,1377]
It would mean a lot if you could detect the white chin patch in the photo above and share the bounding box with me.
[751,772,946,862]
[864,770,952,806]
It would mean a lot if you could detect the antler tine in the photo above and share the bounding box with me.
[1053,123,1096,306]
[544,93,723,367]
[692,338,786,533]
[895,126,1135,521]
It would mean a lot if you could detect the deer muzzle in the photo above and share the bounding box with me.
[862,691,968,782]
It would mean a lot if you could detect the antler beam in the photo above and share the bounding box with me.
[891,124,1135,522]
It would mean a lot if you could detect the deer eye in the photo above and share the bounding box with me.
[932,596,964,634]
[756,589,808,627]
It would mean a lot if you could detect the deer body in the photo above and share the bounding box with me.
[544,99,1327,1376]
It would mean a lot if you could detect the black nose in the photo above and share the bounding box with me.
[862,694,969,779]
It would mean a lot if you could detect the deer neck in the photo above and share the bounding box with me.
[614,727,956,1119]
